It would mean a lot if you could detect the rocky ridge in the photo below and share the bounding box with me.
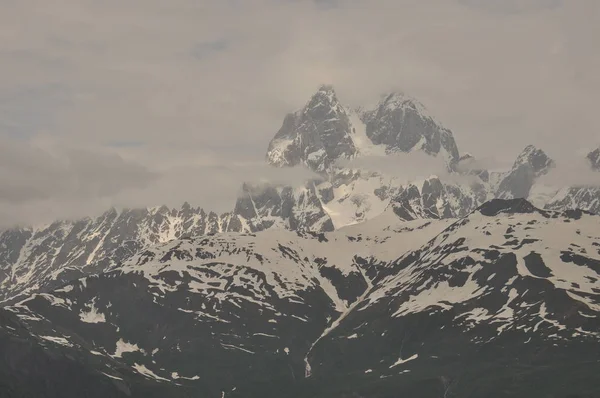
[2,85,600,307]
[1,199,599,397]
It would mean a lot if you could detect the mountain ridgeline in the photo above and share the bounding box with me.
[2,85,598,306]
[1,199,600,397]
[0,85,600,397]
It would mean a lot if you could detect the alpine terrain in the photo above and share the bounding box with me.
[1,85,599,397]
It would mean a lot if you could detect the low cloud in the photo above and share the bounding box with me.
[109,162,320,213]
[537,156,600,188]
[0,137,157,206]
[337,152,450,184]
[0,0,599,226]
[455,155,514,173]
[0,136,318,228]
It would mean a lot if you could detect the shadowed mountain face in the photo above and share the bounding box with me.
[588,147,600,171]
[1,199,599,397]
[495,145,555,199]
[265,87,460,174]
[266,85,359,173]
[364,92,460,164]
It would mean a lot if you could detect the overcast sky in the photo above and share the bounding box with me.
[0,0,599,227]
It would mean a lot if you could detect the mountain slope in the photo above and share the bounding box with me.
[544,147,600,215]
[496,145,555,199]
[1,199,599,397]
[304,199,600,397]
[0,190,334,306]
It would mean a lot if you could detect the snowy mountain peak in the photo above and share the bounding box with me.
[496,145,555,200]
[379,91,428,115]
[314,83,336,97]
[513,145,555,173]
[365,91,460,167]
[265,85,357,173]
[266,85,464,174]
[304,84,343,113]
[587,147,600,171]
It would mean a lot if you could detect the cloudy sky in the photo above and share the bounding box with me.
[0,0,599,227]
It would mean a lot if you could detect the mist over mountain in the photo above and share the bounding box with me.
[2,85,600,306]
[1,82,600,397]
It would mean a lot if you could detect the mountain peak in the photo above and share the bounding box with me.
[496,145,555,200]
[316,84,336,95]
[265,85,356,172]
[304,84,341,113]
[587,147,600,171]
[365,91,460,165]
[379,91,427,114]
[513,145,554,172]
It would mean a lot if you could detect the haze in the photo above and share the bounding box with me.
[0,0,598,227]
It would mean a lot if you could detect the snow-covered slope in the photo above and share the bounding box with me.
[1,199,599,397]
[306,199,600,397]
[0,207,450,397]
[544,146,600,215]
[0,189,334,305]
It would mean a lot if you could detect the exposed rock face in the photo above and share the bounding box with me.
[264,86,467,228]
[365,92,460,166]
[587,147,600,171]
[0,188,334,305]
[230,182,334,233]
[265,85,358,173]
[390,176,488,221]
[496,145,555,199]
[265,87,461,173]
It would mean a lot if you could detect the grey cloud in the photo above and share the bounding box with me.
[110,162,320,213]
[456,156,514,173]
[457,0,562,14]
[0,83,71,138]
[191,39,230,60]
[0,135,317,227]
[1,0,597,159]
[0,0,599,225]
[537,155,600,188]
[0,137,157,206]
[337,152,487,188]
[337,152,450,183]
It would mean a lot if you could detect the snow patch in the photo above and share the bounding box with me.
[390,353,418,368]
[113,339,143,358]
[79,299,106,323]
[133,363,170,382]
